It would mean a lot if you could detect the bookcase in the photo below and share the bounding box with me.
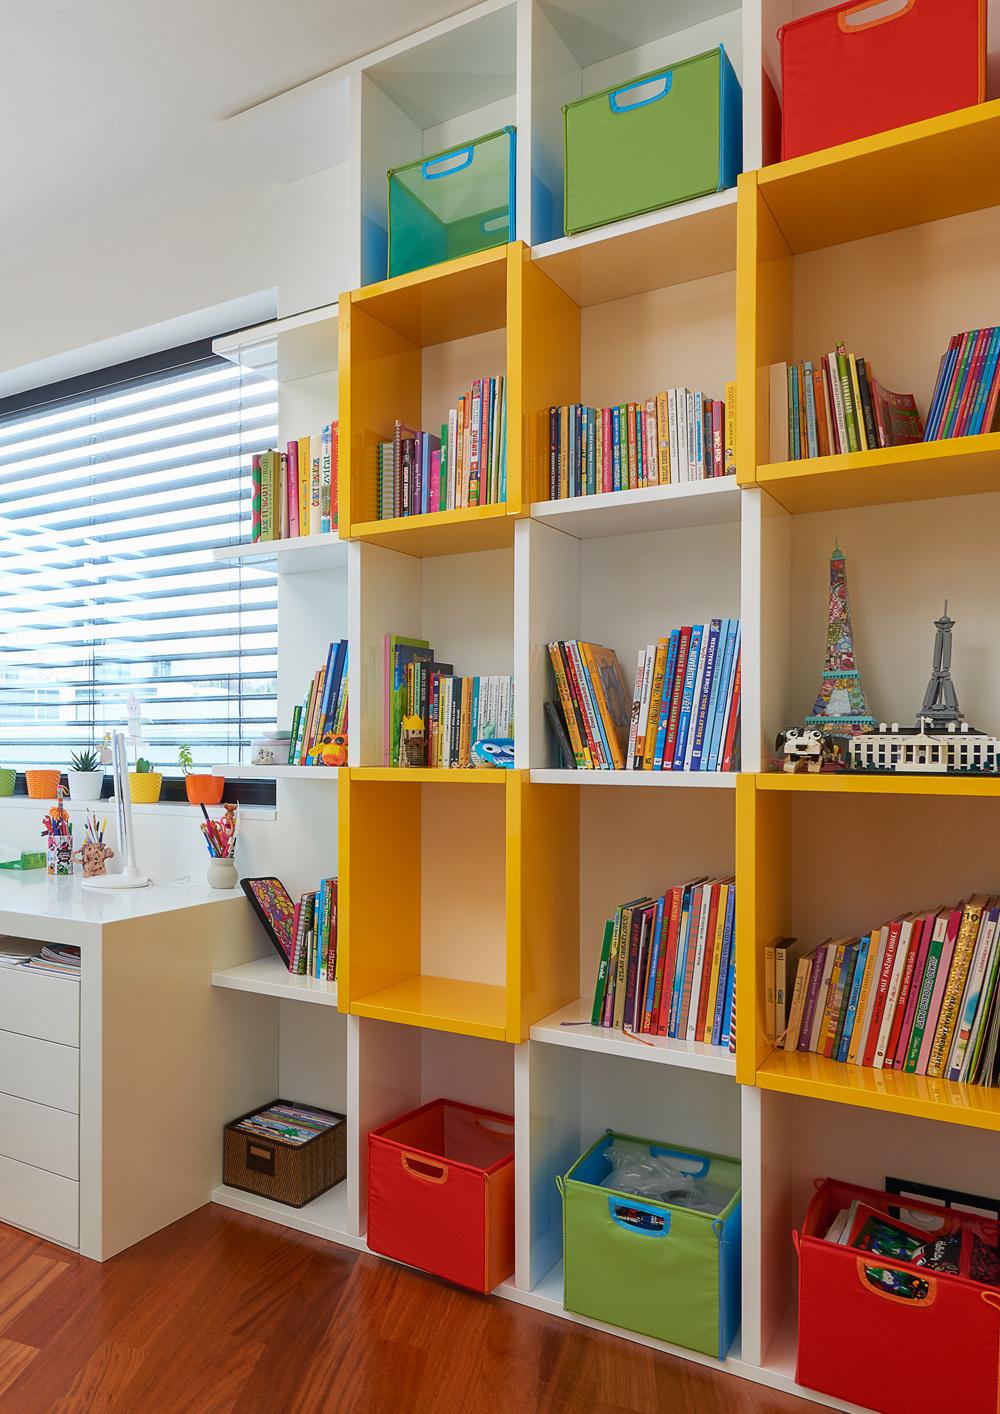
[208,6,1000,1409]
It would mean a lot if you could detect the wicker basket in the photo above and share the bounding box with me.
[223,1100,346,1207]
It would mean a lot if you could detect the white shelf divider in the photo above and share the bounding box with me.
[212,953,338,1005]
[530,998,737,1075]
[529,479,742,540]
[212,1182,363,1249]
[212,534,347,574]
[210,765,340,780]
[528,769,737,789]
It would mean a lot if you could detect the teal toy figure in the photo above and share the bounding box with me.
[471,738,515,768]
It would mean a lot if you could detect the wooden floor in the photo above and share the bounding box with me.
[0,1205,824,1414]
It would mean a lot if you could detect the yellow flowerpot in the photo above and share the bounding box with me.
[128,772,162,804]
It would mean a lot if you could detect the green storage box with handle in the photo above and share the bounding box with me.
[387,127,515,280]
[559,1129,741,1357]
[562,46,742,236]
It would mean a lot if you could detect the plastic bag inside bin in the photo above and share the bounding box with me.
[600,1143,734,1215]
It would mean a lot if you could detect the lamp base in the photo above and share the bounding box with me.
[81,872,150,890]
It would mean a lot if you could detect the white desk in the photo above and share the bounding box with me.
[0,875,273,1259]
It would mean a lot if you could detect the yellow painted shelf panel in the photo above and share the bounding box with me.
[754,433,1000,513]
[757,98,1000,254]
[349,975,508,1041]
[757,771,1000,798]
[346,503,515,557]
[349,767,509,785]
[757,1049,1000,1134]
[350,246,508,346]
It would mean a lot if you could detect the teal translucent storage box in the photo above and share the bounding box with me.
[559,1129,741,1357]
[562,46,742,236]
[387,127,516,280]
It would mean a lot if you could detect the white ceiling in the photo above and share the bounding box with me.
[0,0,475,271]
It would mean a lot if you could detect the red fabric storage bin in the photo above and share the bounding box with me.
[779,0,986,161]
[796,1178,1000,1414]
[367,1099,515,1294]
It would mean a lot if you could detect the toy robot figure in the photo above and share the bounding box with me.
[776,727,834,773]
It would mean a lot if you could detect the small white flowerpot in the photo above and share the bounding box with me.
[207,858,238,890]
[67,769,104,802]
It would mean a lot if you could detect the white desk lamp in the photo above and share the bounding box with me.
[82,730,150,889]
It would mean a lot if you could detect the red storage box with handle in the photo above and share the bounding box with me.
[367,1098,515,1294]
[796,1178,1000,1414]
[779,0,986,161]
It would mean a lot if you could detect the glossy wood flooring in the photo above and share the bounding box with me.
[0,1205,824,1414]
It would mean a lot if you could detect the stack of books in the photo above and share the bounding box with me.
[377,375,507,519]
[234,1102,343,1146]
[777,895,1000,1085]
[546,641,632,770]
[769,345,922,461]
[288,640,348,766]
[924,329,1000,440]
[290,879,338,980]
[591,879,736,1051]
[252,426,338,541]
[543,384,736,497]
[24,945,81,979]
[384,634,513,769]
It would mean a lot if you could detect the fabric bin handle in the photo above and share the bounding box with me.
[475,1115,515,1136]
[246,1141,276,1177]
[402,1152,449,1184]
[649,1146,711,1178]
[609,73,673,113]
[480,214,509,234]
[838,0,913,33]
[422,147,474,180]
[856,1257,937,1306]
[609,1196,670,1235]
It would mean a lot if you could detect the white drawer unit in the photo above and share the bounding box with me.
[0,1092,78,1180]
[0,1028,79,1113]
[0,1153,78,1248]
[0,967,79,1046]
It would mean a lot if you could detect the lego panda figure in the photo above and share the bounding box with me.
[775,727,834,773]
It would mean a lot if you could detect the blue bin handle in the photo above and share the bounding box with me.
[650,1147,711,1178]
[422,147,474,179]
[608,1196,670,1234]
[609,72,672,113]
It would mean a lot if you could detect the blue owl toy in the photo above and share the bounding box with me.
[471,738,515,768]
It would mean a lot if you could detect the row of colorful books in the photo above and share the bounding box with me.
[769,347,922,463]
[287,640,348,766]
[925,328,1000,441]
[290,878,337,980]
[629,620,741,774]
[591,879,736,1052]
[546,640,631,770]
[384,634,512,769]
[251,428,338,541]
[377,376,507,520]
[543,385,737,499]
[775,895,1000,1086]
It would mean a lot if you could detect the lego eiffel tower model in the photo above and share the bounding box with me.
[806,543,875,735]
[917,603,968,729]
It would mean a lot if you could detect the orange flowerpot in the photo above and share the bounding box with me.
[185,774,225,805]
[26,769,62,799]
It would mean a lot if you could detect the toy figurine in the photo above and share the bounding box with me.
[471,738,515,768]
[398,716,425,768]
[252,747,275,766]
[775,727,835,773]
[307,731,348,768]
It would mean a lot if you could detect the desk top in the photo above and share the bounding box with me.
[0,873,244,946]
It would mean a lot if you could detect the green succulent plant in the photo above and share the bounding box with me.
[178,743,194,775]
[136,758,152,773]
[70,749,100,773]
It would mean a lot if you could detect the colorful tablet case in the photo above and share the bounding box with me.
[240,877,295,965]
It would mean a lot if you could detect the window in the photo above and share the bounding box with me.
[0,341,278,770]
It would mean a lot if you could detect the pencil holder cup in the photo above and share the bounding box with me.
[26,769,62,799]
[0,770,15,797]
[207,857,238,890]
[73,839,114,878]
[46,833,74,876]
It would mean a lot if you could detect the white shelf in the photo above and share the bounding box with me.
[530,999,737,1075]
[528,769,737,788]
[209,764,340,780]
[211,1181,364,1250]
[530,479,741,540]
[211,954,338,1005]
[212,302,338,382]
[212,534,347,574]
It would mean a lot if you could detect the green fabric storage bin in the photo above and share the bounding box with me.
[387,127,515,280]
[559,1129,741,1358]
[562,46,742,237]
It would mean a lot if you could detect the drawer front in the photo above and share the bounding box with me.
[0,1092,78,1179]
[0,1153,78,1248]
[0,966,79,1045]
[0,1029,79,1112]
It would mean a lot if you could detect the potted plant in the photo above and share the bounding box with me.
[67,748,105,802]
[179,743,225,805]
[128,757,163,804]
